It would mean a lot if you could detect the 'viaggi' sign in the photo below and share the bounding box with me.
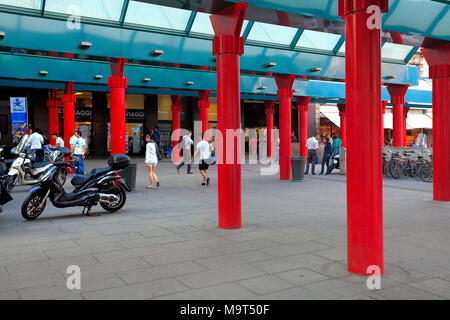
[125,110,146,121]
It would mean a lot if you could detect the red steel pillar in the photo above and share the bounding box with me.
[387,84,409,147]
[61,82,76,148]
[275,74,296,181]
[403,107,410,146]
[108,57,127,155]
[422,42,450,201]
[171,95,182,164]
[339,0,387,275]
[296,96,310,158]
[381,101,387,144]
[210,1,247,229]
[46,89,59,145]
[264,100,275,158]
[337,104,347,148]
[198,90,210,140]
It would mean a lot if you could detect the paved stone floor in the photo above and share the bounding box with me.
[0,158,449,300]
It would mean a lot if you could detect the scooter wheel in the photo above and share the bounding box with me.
[21,190,46,220]
[100,187,126,212]
[5,175,17,192]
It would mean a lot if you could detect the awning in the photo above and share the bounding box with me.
[321,106,432,129]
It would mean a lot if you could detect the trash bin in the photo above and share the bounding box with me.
[291,156,306,181]
[120,163,137,191]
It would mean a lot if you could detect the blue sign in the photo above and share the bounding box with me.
[10,97,28,136]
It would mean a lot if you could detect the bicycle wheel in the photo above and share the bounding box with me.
[389,161,400,179]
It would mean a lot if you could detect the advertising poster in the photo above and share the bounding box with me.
[10,97,28,137]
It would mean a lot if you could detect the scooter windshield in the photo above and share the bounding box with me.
[13,134,30,155]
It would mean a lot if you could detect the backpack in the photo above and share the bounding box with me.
[154,141,162,161]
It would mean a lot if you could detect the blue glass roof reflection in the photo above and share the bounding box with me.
[0,0,42,10]
[296,29,342,52]
[247,22,298,46]
[125,1,191,30]
[45,0,123,21]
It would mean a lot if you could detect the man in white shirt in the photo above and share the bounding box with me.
[194,134,212,186]
[27,129,44,162]
[51,133,65,149]
[305,134,320,175]
[176,131,194,174]
[70,130,86,174]
[416,130,428,148]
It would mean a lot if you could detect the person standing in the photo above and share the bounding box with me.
[305,134,319,175]
[145,133,160,189]
[320,136,332,175]
[416,130,428,148]
[154,125,161,147]
[27,129,44,162]
[194,134,211,186]
[70,130,86,175]
[176,130,194,174]
[291,131,298,143]
[51,133,64,149]
[331,134,342,154]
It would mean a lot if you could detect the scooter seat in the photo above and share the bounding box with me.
[32,162,50,168]
[71,174,94,187]
[90,167,111,177]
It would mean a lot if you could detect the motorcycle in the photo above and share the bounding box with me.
[5,148,67,192]
[328,147,344,174]
[21,154,131,220]
[0,145,16,176]
[0,178,13,213]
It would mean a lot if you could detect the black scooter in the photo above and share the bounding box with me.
[21,154,131,220]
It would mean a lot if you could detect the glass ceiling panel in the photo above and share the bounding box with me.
[382,43,414,61]
[125,1,191,31]
[190,12,248,37]
[296,29,341,52]
[247,22,298,46]
[45,0,123,21]
[338,41,345,54]
[0,0,42,10]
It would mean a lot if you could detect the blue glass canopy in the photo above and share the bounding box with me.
[0,0,421,64]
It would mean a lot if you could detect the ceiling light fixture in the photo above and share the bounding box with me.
[257,86,267,91]
[385,75,397,80]
[79,41,92,49]
[94,75,103,80]
[142,78,151,82]
[151,49,164,56]
[0,31,5,39]
[185,81,194,86]
[39,70,48,76]
[264,62,277,68]
[310,67,323,72]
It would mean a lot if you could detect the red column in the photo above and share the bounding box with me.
[296,96,310,158]
[61,82,76,148]
[337,104,347,148]
[171,95,182,150]
[46,89,59,145]
[108,57,127,155]
[210,1,247,229]
[381,101,387,144]
[275,74,296,181]
[387,84,409,147]
[339,0,387,275]
[198,90,210,140]
[403,107,410,146]
[422,42,450,201]
[264,100,275,158]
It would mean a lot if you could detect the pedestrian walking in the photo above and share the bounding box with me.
[305,134,319,175]
[291,131,298,143]
[145,133,161,189]
[320,136,332,175]
[194,134,211,186]
[176,130,194,174]
[70,130,86,175]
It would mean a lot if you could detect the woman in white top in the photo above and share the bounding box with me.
[145,133,160,189]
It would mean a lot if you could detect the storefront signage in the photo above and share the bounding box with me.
[10,97,28,136]
[59,107,93,121]
[125,110,146,121]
